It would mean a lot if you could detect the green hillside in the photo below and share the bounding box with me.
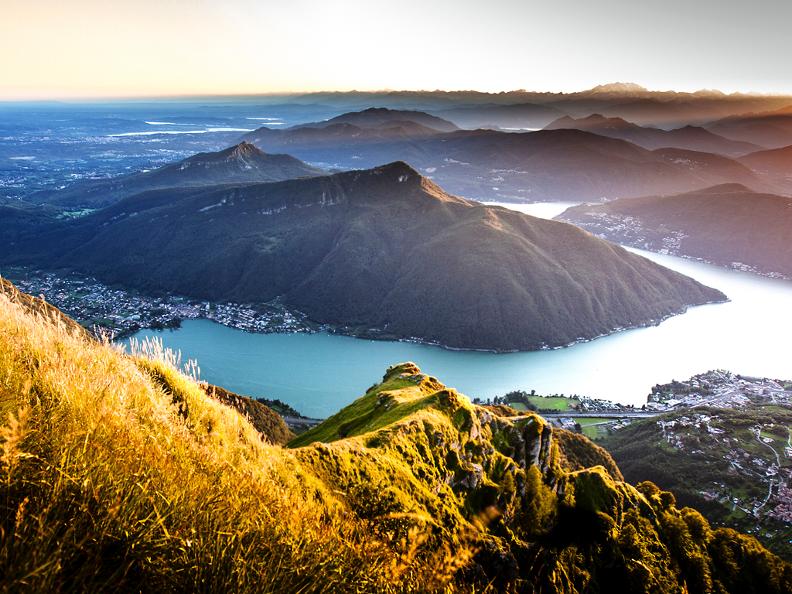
[0,281,788,592]
[600,404,792,561]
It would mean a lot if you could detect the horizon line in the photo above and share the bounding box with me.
[3,83,792,103]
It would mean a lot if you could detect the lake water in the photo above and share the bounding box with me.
[129,202,792,418]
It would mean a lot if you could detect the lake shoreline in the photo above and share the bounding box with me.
[115,290,727,356]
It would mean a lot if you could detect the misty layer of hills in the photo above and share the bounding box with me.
[282,83,792,129]
[14,86,792,209]
[243,106,792,201]
[543,114,760,156]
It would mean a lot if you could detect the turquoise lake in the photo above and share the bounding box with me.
[130,202,792,418]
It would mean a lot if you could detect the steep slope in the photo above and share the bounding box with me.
[245,121,766,201]
[559,184,792,279]
[27,142,324,209]
[545,114,760,156]
[0,275,294,444]
[1,293,789,592]
[6,162,725,351]
[0,275,90,339]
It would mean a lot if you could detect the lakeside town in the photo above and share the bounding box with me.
[484,370,792,443]
[648,370,792,409]
[648,371,792,547]
[565,210,791,281]
[4,267,318,339]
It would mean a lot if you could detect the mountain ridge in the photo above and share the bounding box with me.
[245,116,769,201]
[545,114,761,156]
[558,184,792,279]
[3,162,726,352]
[26,142,324,209]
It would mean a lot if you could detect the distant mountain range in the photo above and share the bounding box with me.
[558,184,792,279]
[3,161,724,351]
[26,142,323,209]
[545,114,760,156]
[245,110,770,201]
[283,84,792,129]
[11,104,787,210]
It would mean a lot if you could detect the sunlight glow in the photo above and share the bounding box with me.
[1,0,791,99]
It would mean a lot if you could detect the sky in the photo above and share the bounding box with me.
[1,0,791,99]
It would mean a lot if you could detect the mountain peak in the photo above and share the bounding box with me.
[588,82,648,95]
[224,141,265,159]
[360,107,394,114]
[374,160,419,177]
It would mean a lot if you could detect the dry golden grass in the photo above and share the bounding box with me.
[4,283,787,593]
[0,291,474,593]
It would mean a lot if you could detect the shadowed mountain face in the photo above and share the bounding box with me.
[545,114,761,156]
[559,183,792,279]
[245,114,767,201]
[26,142,324,209]
[5,162,724,351]
[244,107,459,150]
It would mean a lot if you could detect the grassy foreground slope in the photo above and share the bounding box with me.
[0,284,789,592]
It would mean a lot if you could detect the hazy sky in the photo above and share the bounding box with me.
[2,0,791,99]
